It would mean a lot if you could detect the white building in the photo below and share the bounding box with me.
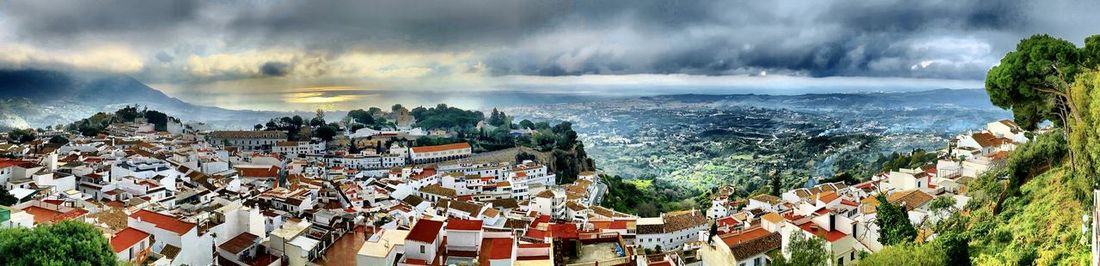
[401,219,444,265]
[636,210,708,251]
[409,143,472,164]
[208,131,287,151]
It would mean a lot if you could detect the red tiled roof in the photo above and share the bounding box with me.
[798,223,848,242]
[411,142,471,153]
[218,232,259,254]
[237,166,280,178]
[610,220,628,230]
[406,219,444,243]
[130,210,196,235]
[446,218,484,231]
[479,237,513,263]
[818,191,839,203]
[110,227,150,253]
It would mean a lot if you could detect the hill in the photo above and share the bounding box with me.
[0,69,295,129]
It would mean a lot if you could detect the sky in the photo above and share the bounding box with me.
[1,0,1098,111]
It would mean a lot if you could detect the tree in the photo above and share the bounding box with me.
[0,220,119,265]
[310,109,326,127]
[48,135,68,145]
[391,104,405,113]
[939,232,971,266]
[875,194,917,245]
[515,152,537,164]
[769,167,782,196]
[986,34,1083,131]
[6,129,35,143]
[929,196,957,214]
[772,232,829,266]
[314,125,337,141]
[254,124,264,131]
[0,187,17,206]
[519,119,535,129]
[986,34,1100,174]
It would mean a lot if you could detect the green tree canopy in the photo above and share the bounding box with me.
[986,34,1084,130]
[314,125,338,141]
[6,128,36,143]
[0,220,119,265]
[0,186,17,206]
[773,232,829,266]
[48,135,68,145]
[875,194,917,245]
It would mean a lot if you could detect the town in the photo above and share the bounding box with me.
[0,102,1033,266]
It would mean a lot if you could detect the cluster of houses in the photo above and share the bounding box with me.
[0,116,1031,266]
[0,116,647,266]
[694,119,1030,266]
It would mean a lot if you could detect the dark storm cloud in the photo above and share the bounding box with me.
[260,62,290,77]
[1,0,1097,80]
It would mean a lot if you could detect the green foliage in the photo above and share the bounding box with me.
[415,136,463,146]
[985,34,1085,130]
[410,104,484,130]
[966,165,1090,265]
[515,151,537,164]
[6,128,35,143]
[47,135,68,145]
[1068,70,1100,185]
[857,241,948,266]
[874,148,937,172]
[600,175,705,217]
[875,194,917,246]
[347,108,389,130]
[0,186,17,206]
[488,108,508,127]
[929,196,957,214]
[0,220,120,265]
[314,125,337,141]
[772,232,829,266]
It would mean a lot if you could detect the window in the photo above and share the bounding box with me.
[420,245,426,253]
[851,251,856,260]
[754,257,761,265]
[838,257,844,266]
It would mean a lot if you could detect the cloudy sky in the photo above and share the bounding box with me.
[1,0,1098,110]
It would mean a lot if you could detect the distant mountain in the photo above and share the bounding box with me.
[644,88,1000,110]
[0,69,294,129]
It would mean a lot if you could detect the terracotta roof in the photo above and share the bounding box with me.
[110,227,150,253]
[410,142,471,153]
[479,237,513,265]
[662,210,706,232]
[218,232,259,254]
[402,195,425,206]
[887,190,934,211]
[487,198,519,209]
[761,212,783,224]
[818,191,839,203]
[722,228,781,259]
[447,218,484,231]
[237,165,280,178]
[971,132,998,148]
[449,200,483,215]
[419,184,456,198]
[130,210,195,235]
[535,190,555,198]
[406,219,444,243]
[209,131,287,139]
[750,194,781,205]
[798,222,848,242]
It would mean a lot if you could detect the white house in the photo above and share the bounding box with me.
[636,210,708,251]
[401,219,444,265]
